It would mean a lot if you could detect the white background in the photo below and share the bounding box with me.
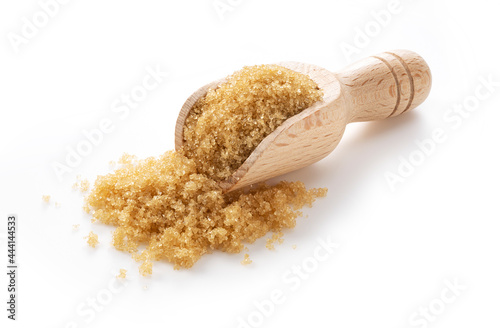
[1,0,499,327]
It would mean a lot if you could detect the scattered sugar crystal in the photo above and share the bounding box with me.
[117,269,127,279]
[241,254,252,265]
[79,179,90,192]
[86,231,99,248]
[73,175,90,193]
[266,232,284,250]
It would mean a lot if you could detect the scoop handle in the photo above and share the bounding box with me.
[334,49,432,123]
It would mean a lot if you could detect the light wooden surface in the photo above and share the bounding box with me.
[175,49,432,192]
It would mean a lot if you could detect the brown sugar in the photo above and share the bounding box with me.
[117,269,127,279]
[241,254,252,266]
[182,64,323,181]
[80,180,90,192]
[42,195,51,203]
[86,231,99,248]
[86,151,325,271]
[84,65,327,275]
[73,177,90,192]
[266,232,284,250]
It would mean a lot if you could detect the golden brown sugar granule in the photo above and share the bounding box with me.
[72,224,80,231]
[42,195,51,203]
[139,260,153,277]
[79,179,90,192]
[86,231,99,248]
[241,254,252,266]
[55,202,61,208]
[182,64,323,181]
[73,175,90,193]
[266,232,284,250]
[292,244,297,250]
[83,204,91,214]
[73,175,81,190]
[117,269,127,279]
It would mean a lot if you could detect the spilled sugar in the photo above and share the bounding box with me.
[85,64,327,275]
[241,254,252,266]
[266,232,284,250]
[86,231,99,248]
[117,269,127,279]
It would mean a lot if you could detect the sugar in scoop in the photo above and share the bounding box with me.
[182,64,323,181]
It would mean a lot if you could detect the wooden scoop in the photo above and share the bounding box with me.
[175,49,432,192]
